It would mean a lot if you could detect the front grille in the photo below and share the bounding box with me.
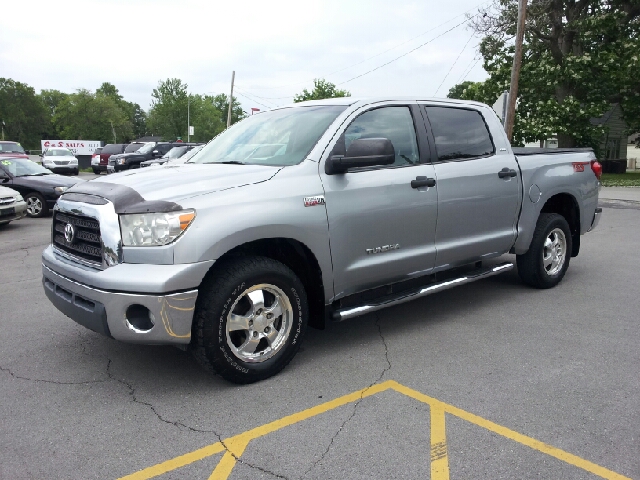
[54,160,70,165]
[108,158,116,165]
[0,196,15,206]
[53,212,103,265]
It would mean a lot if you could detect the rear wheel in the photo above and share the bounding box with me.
[25,192,48,218]
[517,213,572,289]
[92,168,100,175]
[191,256,308,384]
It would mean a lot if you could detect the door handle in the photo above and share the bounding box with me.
[411,176,436,188]
[498,168,517,178]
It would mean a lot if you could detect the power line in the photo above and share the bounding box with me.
[236,1,490,93]
[337,17,471,86]
[234,89,274,109]
[433,31,476,96]
[459,57,482,83]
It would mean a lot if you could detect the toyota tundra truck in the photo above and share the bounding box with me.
[41,97,602,384]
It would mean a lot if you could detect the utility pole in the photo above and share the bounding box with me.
[226,70,235,129]
[187,95,190,142]
[504,0,527,141]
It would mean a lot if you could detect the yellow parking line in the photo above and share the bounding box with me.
[390,381,630,480]
[119,380,631,480]
[430,403,450,480]
[118,442,225,480]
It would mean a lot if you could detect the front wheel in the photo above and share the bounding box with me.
[191,256,308,384]
[25,192,49,218]
[516,213,572,289]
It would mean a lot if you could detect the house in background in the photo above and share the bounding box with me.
[590,104,628,171]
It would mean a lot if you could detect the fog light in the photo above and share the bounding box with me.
[125,304,155,332]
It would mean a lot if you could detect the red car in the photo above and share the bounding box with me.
[92,144,126,174]
[0,141,29,159]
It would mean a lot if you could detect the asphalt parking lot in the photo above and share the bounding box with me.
[1,186,638,480]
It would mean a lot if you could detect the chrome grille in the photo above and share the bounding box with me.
[54,160,70,165]
[53,211,102,265]
[0,197,15,206]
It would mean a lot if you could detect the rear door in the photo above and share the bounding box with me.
[320,103,438,298]
[421,105,521,270]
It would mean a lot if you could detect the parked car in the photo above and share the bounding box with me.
[0,157,81,217]
[41,148,79,175]
[94,144,127,174]
[0,185,27,226]
[42,97,602,384]
[107,142,148,170]
[90,147,103,173]
[0,141,29,160]
[140,144,203,167]
[108,142,175,172]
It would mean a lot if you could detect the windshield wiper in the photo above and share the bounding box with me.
[21,173,50,176]
[205,160,247,165]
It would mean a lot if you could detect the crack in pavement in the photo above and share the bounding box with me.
[301,314,392,479]
[0,365,110,385]
[105,360,289,479]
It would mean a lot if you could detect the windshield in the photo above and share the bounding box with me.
[0,142,26,154]
[45,149,74,157]
[191,106,347,166]
[164,146,188,159]
[0,158,50,176]
[125,143,144,153]
[138,143,156,154]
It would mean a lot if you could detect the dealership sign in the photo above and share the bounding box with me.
[41,140,102,156]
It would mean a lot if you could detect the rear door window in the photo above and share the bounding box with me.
[424,107,494,161]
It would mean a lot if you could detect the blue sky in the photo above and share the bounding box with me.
[1,0,491,112]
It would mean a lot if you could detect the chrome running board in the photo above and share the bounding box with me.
[332,262,514,321]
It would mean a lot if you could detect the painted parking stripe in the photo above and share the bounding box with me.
[119,380,630,480]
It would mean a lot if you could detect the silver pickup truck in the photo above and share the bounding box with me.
[42,97,602,383]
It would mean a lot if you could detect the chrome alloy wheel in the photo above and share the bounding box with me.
[226,284,293,363]
[543,228,567,276]
[26,196,43,216]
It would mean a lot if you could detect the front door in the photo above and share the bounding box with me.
[320,104,438,299]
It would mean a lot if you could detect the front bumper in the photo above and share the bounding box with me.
[42,245,214,345]
[0,200,27,223]
[44,164,78,174]
[588,207,602,232]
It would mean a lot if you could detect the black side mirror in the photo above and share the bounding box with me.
[0,171,9,181]
[325,137,395,175]
[152,150,160,157]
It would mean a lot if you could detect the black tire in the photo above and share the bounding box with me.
[191,256,308,384]
[516,213,572,289]
[92,168,100,175]
[24,192,49,218]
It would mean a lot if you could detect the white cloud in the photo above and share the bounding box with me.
[1,0,490,112]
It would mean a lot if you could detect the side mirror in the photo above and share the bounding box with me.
[0,171,9,180]
[24,150,30,155]
[152,150,160,157]
[325,137,395,175]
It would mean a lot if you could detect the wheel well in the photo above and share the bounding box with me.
[214,238,326,329]
[540,193,580,257]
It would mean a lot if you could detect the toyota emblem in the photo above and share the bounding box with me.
[64,223,76,243]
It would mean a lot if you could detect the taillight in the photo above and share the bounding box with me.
[591,160,602,180]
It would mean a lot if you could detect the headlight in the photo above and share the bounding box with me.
[14,194,23,202]
[54,186,68,194]
[120,210,196,246]
[70,158,78,164]
[118,159,126,165]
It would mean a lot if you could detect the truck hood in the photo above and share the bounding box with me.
[69,163,282,204]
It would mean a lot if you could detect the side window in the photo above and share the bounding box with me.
[343,106,419,167]
[425,107,494,161]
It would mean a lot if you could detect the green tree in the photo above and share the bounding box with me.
[39,89,69,139]
[188,95,226,142]
[211,93,246,126]
[447,81,491,103]
[147,78,189,140]
[293,79,350,103]
[0,78,49,149]
[471,0,640,148]
[96,82,146,141]
[53,89,132,143]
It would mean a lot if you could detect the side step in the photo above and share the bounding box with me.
[332,262,514,321]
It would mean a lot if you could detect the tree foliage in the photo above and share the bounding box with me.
[293,79,350,103]
[0,78,49,149]
[53,89,132,143]
[447,81,491,103]
[469,0,640,148]
[148,79,245,141]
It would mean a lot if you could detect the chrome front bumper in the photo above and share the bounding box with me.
[0,200,27,223]
[588,207,602,232]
